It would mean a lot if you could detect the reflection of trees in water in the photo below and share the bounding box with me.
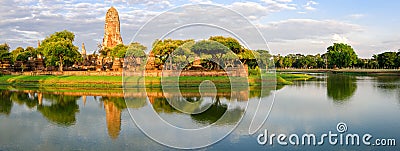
[37,94,80,126]
[185,97,201,102]
[1,89,132,140]
[151,96,244,126]
[125,97,147,109]
[189,97,244,125]
[152,98,178,114]
[327,74,357,103]
[100,97,127,110]
[374,76,400,103]
[375,76,400,90]
[152,97,223,114]
[0,90,81,124]
[190,99,227,125]
[291,77,326,89]
[10,92,38,108]
[0,90,12,116]
[249,85,278,98]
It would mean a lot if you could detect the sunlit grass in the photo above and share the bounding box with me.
[0,73,313,88]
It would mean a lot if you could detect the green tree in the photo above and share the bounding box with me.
[274,55,284,68]
[396,50,400,68]
[0,43,11,62]
[111,44,128,58]
[11,47,25,62]
[25,46,36,53]
[282,56,293,68]
[306,55,317,68]
[316,54,326,68]
[152,39,193,69]
[100,47,111,56]
[10,46,37,64]
[171,41,196,69]
[298,56,310,68]
[126,42,147,58]
[191,40,230,70]
[355,58,366,68]
[255,50,272,70]
[38,30,80,71]
[0,43,10,53]
[25,46,38,59]
[367,55,379,69]
[209,36,242,54]
[326,43,358,68]
[239,48,263,70]
[125,42,147,70]
[377,52,397,69]
[16,51,32,71]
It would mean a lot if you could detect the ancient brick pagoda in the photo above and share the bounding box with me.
[95,6,124,71]
[102,6,123,49]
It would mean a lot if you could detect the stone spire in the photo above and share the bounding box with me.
[81,43,87,59]
[102,6,123,49]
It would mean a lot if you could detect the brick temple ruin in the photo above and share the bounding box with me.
[73,6,124,72]
[1,6,248,77]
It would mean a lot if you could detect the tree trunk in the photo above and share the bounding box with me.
[59,56,63,72]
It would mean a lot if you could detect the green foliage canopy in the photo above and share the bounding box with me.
[38,30,80,71]
[0,43,11,61]
[326,43,358,68]
[126,42,147,58]
[209,36,242,54]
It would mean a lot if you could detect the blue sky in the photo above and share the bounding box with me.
[1,0,399,58]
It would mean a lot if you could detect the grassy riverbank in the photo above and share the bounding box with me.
[0,73,313,88]
[277,68,400,75]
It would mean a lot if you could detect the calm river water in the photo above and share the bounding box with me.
[1,74,399,150]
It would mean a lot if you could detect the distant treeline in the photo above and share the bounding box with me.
[274,43,400,69]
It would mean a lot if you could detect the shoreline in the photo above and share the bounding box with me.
[276,68,400,75]
[0,73,313,88]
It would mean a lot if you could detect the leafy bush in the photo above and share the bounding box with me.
[248,66,261,76]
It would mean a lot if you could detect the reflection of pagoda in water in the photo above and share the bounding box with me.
[104,101,121,139]
[38,92,43,105]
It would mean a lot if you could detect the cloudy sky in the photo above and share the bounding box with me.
[1,0,399,58]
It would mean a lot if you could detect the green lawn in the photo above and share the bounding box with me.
[0,75,122,88]
[0,73,313,88]
[277,73,314,81]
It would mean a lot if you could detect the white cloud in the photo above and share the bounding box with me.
[332,34,350,44]
[261,0,297,11]
[258,19,363,42]
[258,19,364,55]
[228,2,271,20]
[348,14,365,19]
[0,0,171,52]
[189,0,213,4]
[11,27,43,39]
[106,0,173,9]
[303,0,318,11]
[228,0,297,21]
